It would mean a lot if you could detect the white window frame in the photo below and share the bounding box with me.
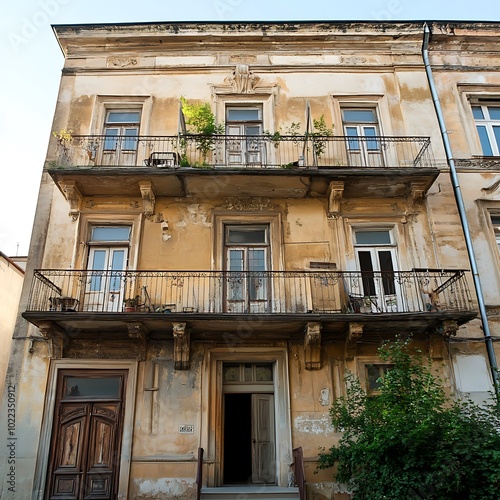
[472,102,500,156]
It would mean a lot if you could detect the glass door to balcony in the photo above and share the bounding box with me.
[84,226,130,312]
[226,107,264,166]
[101,110,141,166]
[354,230,400,312]
[342,108,383,167]
[224,225,270,313]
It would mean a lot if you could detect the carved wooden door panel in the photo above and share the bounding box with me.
[46,371,126,500]
[251,393,275,484]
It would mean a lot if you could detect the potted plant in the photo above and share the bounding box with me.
[123,295,141,312]
[180,97,225,165]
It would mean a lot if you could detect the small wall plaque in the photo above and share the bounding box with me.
[179,424,194,434]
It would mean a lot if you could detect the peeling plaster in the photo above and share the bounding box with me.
[294,413,334,435]
[135,477,195,497]
[187,204,211,227]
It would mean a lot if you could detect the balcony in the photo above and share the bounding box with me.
[47,134,439,199]
[23,269,476,339]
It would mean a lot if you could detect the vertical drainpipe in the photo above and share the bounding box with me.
[422,23,500,398]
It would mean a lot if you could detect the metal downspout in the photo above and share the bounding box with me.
[422,23,499,397]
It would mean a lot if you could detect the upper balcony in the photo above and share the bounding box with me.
[23,268,476,341]
[47,134,439,200]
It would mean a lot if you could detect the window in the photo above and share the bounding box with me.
[101,110,141,166]
[365,363,392,391]
[491,216,500,254]
[85,225,131,312]
[472,103,500,156]
[342,108,382,166]
[224,225,269,312]
[103,110,140,150]
[353,229,399,311]
[226,106,263,165]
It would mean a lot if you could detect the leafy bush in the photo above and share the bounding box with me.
[318,338,500,499]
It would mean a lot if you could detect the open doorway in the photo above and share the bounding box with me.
[222,364,276,485]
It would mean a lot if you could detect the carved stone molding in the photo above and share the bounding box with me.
[85,199,140,210]
[58,180,82,221]
[327,181,344,217]
[223,197,272,211]
[229,64,260,93]
[212,65,277,96]
[304,322,322,370]
[139,181,156,217]
[38,322,67,359]
[107,56,138,68]
[172,322,190,370]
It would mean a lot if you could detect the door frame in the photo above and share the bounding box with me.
[201,347,292,488]
[32,360,138,500]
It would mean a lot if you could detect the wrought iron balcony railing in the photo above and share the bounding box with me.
[50,134,435,170]
[27,269,473,315]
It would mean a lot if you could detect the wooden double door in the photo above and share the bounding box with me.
[45,370,127,499]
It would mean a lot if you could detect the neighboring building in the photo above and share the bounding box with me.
[0,252,24,397]
[0,20,498,499]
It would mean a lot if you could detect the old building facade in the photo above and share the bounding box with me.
[0,21,499,499]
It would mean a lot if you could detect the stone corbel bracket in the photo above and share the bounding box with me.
[38,322,68,359]
[406,181,427,213]
[127,322,149,361]
[58,180,82,221]
[345,322,364,360]
[441,319,458,338]
[139,181,156,218]
[327,181,344,218]
[173,322,190,370]
[304,322,322,370]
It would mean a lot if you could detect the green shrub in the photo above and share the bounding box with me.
[318,338,500,499]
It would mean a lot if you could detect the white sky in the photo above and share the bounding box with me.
[0,0,498,256]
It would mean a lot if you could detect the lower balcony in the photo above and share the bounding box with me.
[23,269,476,340]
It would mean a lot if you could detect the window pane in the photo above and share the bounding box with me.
[109,250,125,291]
[228,249,244,272]
[472,106,484,119]
[343,109,377,123]
[63,376,121,398]
[248,249,266,272]
[223,364,241,382]
[106,111,141,124]
[364,127,379,150]
[246,126,261,136]
[122,128,139,151]
[227,109,261,121]
[378,250,396,295]
[356,231,391,245]
[346,127,360,150]
[104,128,118,150]
[358,251,376,296]
[366,364,392,391]
[491,216,500,228]
[90,250,106,291]
[91,226,130,242]
[255,364,273,381]
[487,106,500,120]
[227,228,267,244]
[493,126,500,153]
[477,125,493,156]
